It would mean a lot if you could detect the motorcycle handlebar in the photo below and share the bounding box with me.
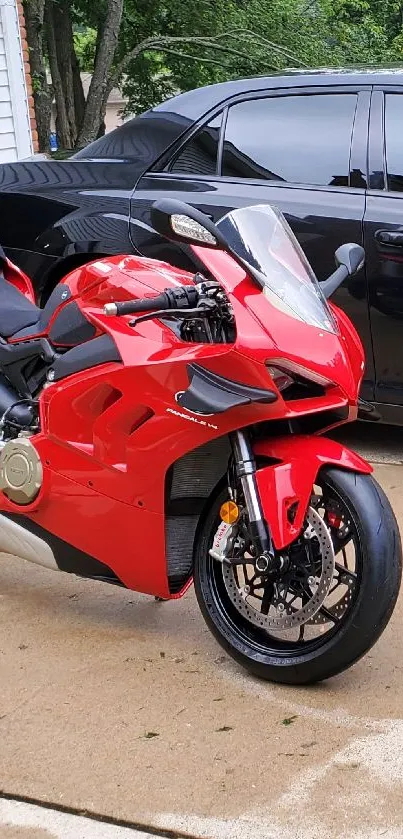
[104,293,171,317]
[103,286,199,317]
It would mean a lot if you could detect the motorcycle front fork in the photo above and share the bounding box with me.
[230,430,282,576]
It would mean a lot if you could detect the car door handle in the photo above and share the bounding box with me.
[375,230,403,246]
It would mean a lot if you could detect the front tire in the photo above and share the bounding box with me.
[194,469,402,684]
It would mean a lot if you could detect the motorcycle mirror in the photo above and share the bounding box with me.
[320,242,365,299]
[150,198,266,290]
[334,243,365,277]
[150,199,227,249]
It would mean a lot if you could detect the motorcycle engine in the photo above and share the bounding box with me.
[0,436,43,505]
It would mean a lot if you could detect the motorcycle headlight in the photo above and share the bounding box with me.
[266,366,295,392]
[266,360,333,397]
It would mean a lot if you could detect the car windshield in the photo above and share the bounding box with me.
[216,204,338,333]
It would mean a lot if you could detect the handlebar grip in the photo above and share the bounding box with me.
[104,293,170,317]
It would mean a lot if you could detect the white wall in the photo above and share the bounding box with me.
[0,0,32,162]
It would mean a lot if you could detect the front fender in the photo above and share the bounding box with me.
[254,435,372,550]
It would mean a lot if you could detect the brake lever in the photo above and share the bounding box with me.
[129,302,215,327]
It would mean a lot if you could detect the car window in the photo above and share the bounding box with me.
[385,94,403,193]
[168,113,222,176]
[221,94,358,187]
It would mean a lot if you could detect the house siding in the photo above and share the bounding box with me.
[0,0,34,162]
[17,0,38,152]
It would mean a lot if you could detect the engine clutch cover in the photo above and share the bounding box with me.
[0,438,42,505]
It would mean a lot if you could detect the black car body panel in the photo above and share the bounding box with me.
[0,107,198,298]
[1,68,403,419]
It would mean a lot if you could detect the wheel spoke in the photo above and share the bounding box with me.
[261,581,274,616]
[335,562,357,580]
[332,531,353,555]
[297,624,305,642]
[318,605,339,624]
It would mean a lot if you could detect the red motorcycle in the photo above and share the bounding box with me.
[0,200,400,684]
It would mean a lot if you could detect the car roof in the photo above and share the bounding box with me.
[74,66,403,164]
[153,67,403,120]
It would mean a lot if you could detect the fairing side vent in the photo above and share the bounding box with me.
[74,383,122,420]
[94,404,154,470]
[165,436,231,593]
[51,382,155,471]
[68,384,123,457]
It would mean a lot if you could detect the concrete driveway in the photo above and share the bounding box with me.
[1,424,403,839]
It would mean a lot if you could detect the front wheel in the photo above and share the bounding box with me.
[194,469,402,684]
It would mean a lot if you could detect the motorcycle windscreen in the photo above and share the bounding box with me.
[216,204,338,334]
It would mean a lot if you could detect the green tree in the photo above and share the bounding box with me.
[118,0,315,116]
[74,28,97,72]
[319,0,403,63]
[25,0,403,152]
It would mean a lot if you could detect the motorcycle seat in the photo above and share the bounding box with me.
[0,265,73,341]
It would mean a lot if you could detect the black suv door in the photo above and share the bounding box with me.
[364,88,403,412]
[131,86,373,399]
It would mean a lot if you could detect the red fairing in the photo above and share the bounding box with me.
[190,246,363,406]
[0,225,369,598]
[329,301,365,401]
[254,436,372,550]
[3,257,35,303]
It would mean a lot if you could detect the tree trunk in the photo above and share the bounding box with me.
[45,2,71,148]
[71,48,86,135]
[97,120,106,139]
[76,0,124,148]
[23,0,51,152]
[46,0,86,148]
[52,0,77,146]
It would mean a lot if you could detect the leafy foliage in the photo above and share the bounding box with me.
[319,0,403,63]
[74,28,97,73]
[115,0,403,115]
[25,0,403,149]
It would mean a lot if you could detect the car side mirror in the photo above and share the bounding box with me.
[151,198,227,248]
[334,243,365,277]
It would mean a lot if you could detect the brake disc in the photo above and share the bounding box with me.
[219,506,335,631]
[306,496,354,625]
[307,584,354,624]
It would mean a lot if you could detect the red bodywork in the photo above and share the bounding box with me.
[3,255,36,301]
[0,247,371,598]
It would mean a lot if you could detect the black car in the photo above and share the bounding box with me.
[1,68,403,422]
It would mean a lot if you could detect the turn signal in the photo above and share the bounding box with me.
[220,500,240,524]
